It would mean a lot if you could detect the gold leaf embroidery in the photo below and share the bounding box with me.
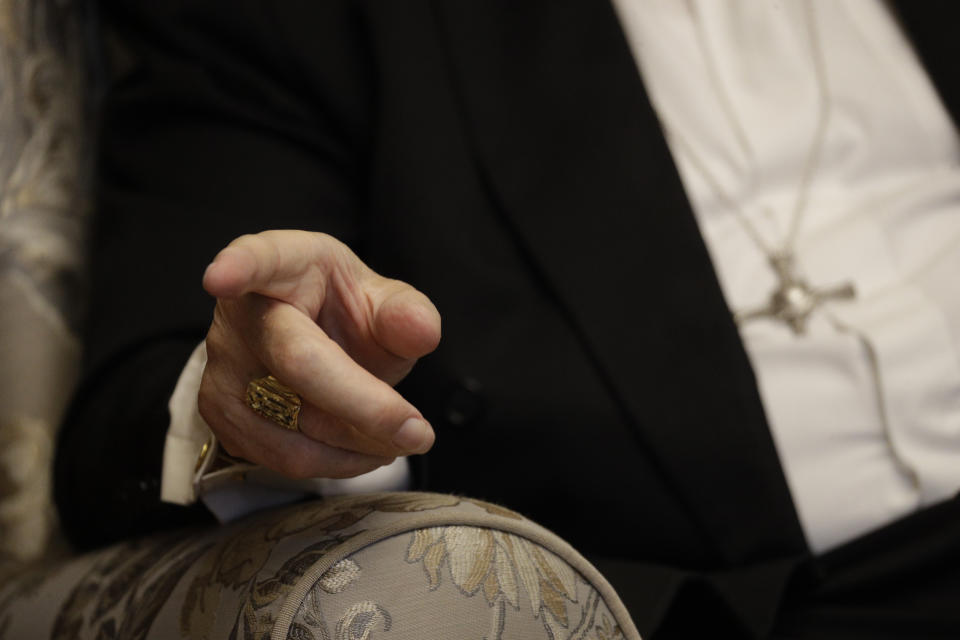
[509,537,543,615]
[492,543,520,608]
[528,543,577,608]
[445,527,494,594]
[422,535,447,590]
[405,528,439,564]
[404,526,581,635]
[538,577,568,626]
[482,568,501,603]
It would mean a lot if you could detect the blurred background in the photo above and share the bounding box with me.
[0,0,87,566]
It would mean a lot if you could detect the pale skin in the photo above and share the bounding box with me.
[198,230,441,479]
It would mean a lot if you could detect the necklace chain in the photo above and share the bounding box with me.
[675,0,830,258]
[656,0,857,335]
[658,1,918,486]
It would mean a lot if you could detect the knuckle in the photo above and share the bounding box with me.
[228,233,258,249]
[298,409,335,442]
[313,231,344,253]
[364,401,403,438]
[271,335,319,379]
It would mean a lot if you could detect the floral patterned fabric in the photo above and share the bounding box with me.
[0,0,88,563]
[0,493,639,640]
[286,527,629,640]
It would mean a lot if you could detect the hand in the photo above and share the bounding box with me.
[198,230,441,479]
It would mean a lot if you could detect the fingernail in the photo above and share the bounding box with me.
[393,418,433,454]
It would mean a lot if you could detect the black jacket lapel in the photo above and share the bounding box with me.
[893,2,960,129]
[431,0,807,564]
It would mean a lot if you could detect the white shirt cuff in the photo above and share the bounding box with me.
[160,340,412,522]
[160,341,210,505]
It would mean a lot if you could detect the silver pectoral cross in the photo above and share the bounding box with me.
[734,252,855,334]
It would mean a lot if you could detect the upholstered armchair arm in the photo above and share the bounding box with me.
[0,492,639,640]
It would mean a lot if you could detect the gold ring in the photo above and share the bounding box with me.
[245,375,302,431]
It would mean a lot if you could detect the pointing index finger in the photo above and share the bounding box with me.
[203,231,353,307]
[250,298,435,455]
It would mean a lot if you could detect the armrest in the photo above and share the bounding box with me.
[0,492,639,639]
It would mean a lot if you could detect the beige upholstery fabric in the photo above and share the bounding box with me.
[0,0,87,563]
[0,493,639,639]
[284,527,630,640]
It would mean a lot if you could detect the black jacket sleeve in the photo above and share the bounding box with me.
[55,0,375,549]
